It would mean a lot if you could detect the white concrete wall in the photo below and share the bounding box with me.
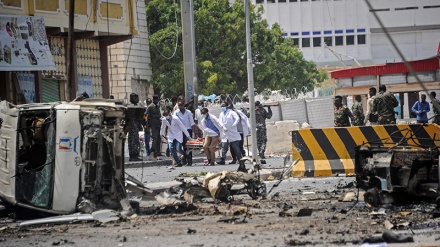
[108,0,153,102]
[265,120,300,155]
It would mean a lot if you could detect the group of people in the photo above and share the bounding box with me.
[334,85,440,127]
[127,93,272,167]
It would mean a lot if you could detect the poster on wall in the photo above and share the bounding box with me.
[0,15,55,71]
[78,76,94,98]
[17,72,36,103]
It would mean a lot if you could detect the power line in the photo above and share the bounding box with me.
[364,0,440,112]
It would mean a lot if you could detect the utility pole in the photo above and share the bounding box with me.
[180,0,197,105]
[67,0,76,101]
[245,0,258,162]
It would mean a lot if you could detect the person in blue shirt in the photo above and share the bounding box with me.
[411,94,430,123]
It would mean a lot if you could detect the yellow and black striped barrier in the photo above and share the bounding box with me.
[290,124,440,177]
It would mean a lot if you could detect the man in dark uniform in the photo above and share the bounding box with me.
[128,93,142,161]
[146,94,162,159]
[142,98,152,159]
[254,101,272,159]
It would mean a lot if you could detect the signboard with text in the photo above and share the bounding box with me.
[0,15,55,71]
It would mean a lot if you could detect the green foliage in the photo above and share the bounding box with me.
[146,0,324,97]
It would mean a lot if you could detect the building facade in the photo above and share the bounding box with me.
[0,0,138,104]
[331,55,440,120]
[108,0,153,103]
[254,0,440,67]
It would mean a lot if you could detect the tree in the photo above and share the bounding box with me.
[146,0,325,97]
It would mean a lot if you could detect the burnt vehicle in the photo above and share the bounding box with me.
[0,100,144,216]
[355,126,440,207]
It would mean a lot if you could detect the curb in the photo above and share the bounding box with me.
[291,160,353,178]
[124,157,207,168]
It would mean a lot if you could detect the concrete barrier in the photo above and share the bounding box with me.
[290,123,440,177]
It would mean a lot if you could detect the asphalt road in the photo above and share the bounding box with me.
[2,175,440,247]
[1,147,439,246]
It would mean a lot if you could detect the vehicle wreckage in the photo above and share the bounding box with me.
[355,141,440,207]
[0,99,145,216]
[0,99,280,218]
[290,123,440,207]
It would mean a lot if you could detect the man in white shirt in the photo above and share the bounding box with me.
[174,102,195,150]
[160,109,192,167]
[194,100,204,138]
[231,104,250,158]
[200,108,223,166]
[219,102,242,164]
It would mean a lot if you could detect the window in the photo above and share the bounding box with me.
[289,0,298,2]
[279,0,287,2]
[369,8,390,12]
[395,7,418,11]
[357,35,366,45]
[423,5,440,9]
[292,38,299,46]
[302,38,310,47]
[256,0,264,3]
[313,37,321,47]
[300,0,308,2]
[324,36,332,46]
[335,36,343,46]
[346,35,354,45]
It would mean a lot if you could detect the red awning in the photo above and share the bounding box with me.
[331,57,439,79]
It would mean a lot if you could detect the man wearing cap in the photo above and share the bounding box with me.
[146,94,162,159]
[128,93,142,161]
[253,101,272,159]
[334,95,353,127]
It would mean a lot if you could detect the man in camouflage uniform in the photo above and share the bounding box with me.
[128,93,142,161]
[334,95,353,127]
[364,87,377,125]
[430,91,440,124]
[351,95,364,126]
[372,85,399,125]
[253,101,272,159]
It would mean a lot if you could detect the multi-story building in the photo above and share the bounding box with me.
[108,0,153,103]
[0,0,142,104]
[254,0,440,67]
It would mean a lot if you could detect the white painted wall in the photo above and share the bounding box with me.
[254,0,440,66]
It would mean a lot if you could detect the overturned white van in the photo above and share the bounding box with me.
[0,100,143,215]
